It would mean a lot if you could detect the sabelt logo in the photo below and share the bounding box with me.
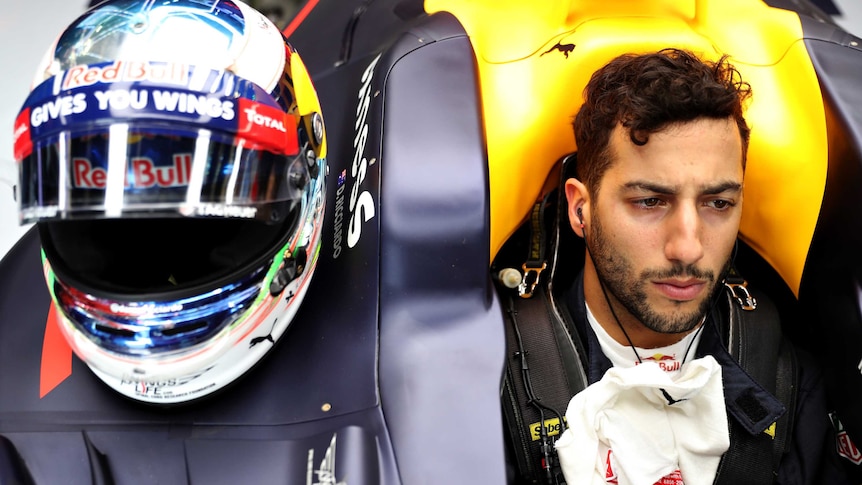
[62,61,188,90]
[529,417,566,441]
[73,154,192,189]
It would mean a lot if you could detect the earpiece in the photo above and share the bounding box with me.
[577,207,584,228]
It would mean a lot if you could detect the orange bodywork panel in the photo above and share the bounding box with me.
[424,0,828,296]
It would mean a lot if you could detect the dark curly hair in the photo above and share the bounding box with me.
[573,48,752,196]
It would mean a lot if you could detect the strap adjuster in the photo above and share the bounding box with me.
[518,262,547,298]
[725,279,757,311]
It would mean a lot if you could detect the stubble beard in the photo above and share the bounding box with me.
[588,210,730,335]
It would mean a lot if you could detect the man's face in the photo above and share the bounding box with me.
[575,117,744,335]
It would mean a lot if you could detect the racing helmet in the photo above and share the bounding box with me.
[12,0,327,404]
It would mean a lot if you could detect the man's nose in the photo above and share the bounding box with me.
[664,205,704,266]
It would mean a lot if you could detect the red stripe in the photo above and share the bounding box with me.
[40,304,73,398]
[13,109,32,162]
[282,0,320,39]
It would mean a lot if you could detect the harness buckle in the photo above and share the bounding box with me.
[725,280,757,311]
[518,262,547,298]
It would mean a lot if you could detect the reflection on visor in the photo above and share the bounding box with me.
[19,126,310,224]
[54,0,245,69]
[54,263,267,356]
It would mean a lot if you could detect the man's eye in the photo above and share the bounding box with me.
[708,199,734,210]
[636,198,662,208]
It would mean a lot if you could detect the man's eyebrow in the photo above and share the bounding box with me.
[622,180,742,195]
[702,181,743,194]
[622,181,676,195]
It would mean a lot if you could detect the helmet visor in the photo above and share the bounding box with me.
[18,123,310,224]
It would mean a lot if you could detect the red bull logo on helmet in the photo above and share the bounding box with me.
[73,155,193,190]
[60,61,189,91]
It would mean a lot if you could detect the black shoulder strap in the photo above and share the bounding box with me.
[714,276,798,484]
[500,285,586,484]
[499,190,588,484]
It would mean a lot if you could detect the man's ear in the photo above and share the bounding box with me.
[564,178,588,239]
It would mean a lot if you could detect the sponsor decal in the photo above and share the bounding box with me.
[238,98,298,155]
[764,421,776,439]
[182,204,258,219]
[28,86,236,130]
[120,366,215,400]
[21,205,59,221]
[540,42,576,59]
[831,412,862,465]
[147,88,236,118]
[13,108,32,160]
[61,61,188,90]
[108,301,184,317]
[307,433,347,485]
[641,353,681,373]
[249,317,278,348]
[346,55,380,250]
[656,470,684,485]
[22,76,297,155]
[604,449,684,484]
[30,93,87,128]
[332,170,347,258]
[529,417,566,441]
[134,382,217,400]
[73,154,192,189]
[242,106,286,131]
[605,449,617,483]
[838,431,862,465]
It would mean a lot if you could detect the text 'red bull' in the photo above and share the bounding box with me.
[73,155,193,189]
[62,61,188,90]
